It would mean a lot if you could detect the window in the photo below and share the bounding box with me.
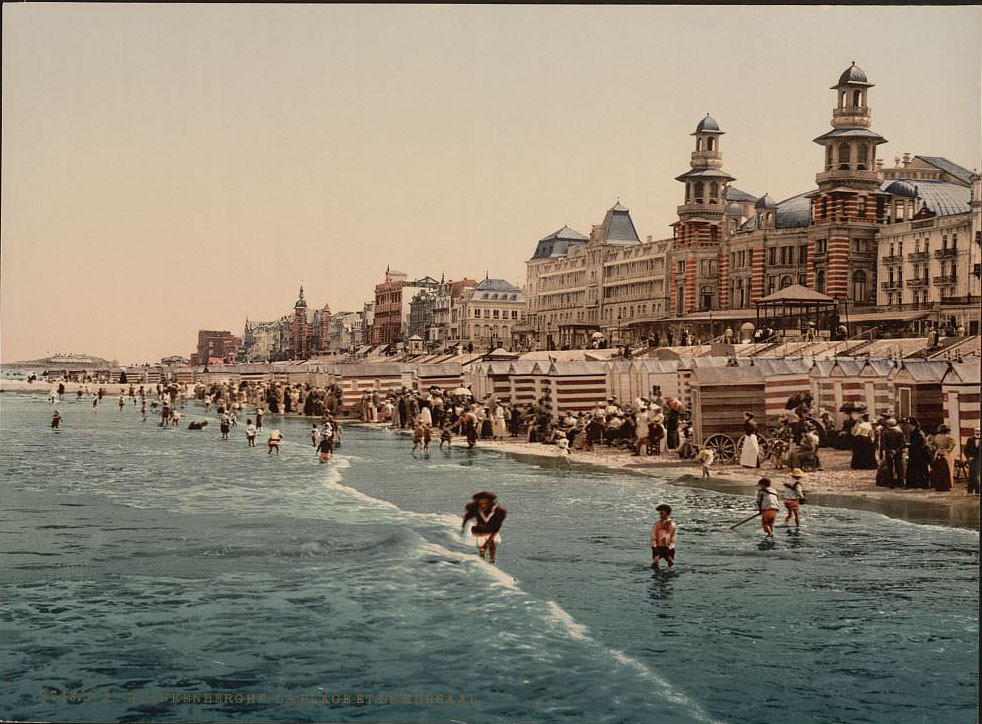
[473,309,480,318]
[853,89,862,106]
[707,137,715,151]
[799,245,808,263]
[815,270,826,294]
[493,310,499,319]
[511,310,518,319]
[852,270,867,302]
[825,146,833,171]
[838,142,851,170]
[709,181,719,203]
[780,275,793,290]
[694,182,704,204]
[768,248,776,266]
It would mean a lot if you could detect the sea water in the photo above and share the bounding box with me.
[0,394,978,723]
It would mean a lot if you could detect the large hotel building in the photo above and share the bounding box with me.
[522,63,980,348]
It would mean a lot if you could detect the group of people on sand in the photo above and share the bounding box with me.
[847,411,978,494]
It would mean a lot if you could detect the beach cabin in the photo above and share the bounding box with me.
[940,361,980,446]
[889,360,949,433]
[539,361,609,420]
[632,359,683,406]
[415,363,463,393]
[689,365,766,447]
[605,360,635,405]
[506,360,544,408]
[337,363,405,414]
[754,358,814,422]
[814,358,895,426]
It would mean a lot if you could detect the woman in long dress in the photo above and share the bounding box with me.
[929,424,956,492]
[492,405,507,440]
[739,412,761,468]
[850,414,878,470]
[904,418,931,489]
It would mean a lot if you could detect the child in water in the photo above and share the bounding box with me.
[650,504,676,569]
[694,446,715,477]
[267,429,283,455]
[412,423,425,457]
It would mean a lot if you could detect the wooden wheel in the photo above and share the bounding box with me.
[704,434,737,463]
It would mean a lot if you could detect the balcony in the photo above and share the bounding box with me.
[906,278,928,288]
[880,280,903,291]
[832,107,871,126]
[676,203,726,217]
[934,248,958,259]
[881,254,903,265]
[907,251,930,262]
[816,169,881,187]
[933,275,957,286]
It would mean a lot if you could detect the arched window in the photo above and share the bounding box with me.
[780,275,793,290]
[696,138,703,151]
[853,89,862,107]
[694,182,704,204]
[709,181,719,203]
[707,137,715,151]
[820,197,828,220]
[685,183,691,202]
[838,143,851,170]
[815,270,826,294]
[700,286,714,310]
[825,145,833,171]
[857,144,868,170]
[852,270,867,302]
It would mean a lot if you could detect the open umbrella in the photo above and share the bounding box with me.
[664,397,684,412]
[452,387,473,396]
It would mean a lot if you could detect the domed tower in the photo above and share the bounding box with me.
[807,63,887,304]
[291,284,311,359]
[671,114,735,315]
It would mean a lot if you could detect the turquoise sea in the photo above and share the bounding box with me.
[0,394,978,723]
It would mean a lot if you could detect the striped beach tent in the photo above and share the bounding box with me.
[337,363,405,413]
[415,363,463,392]
[540,361,609,419]
[508,360,545,408]
[754,358,813,422]
[817,358,895,425]
[889,360,950,433]
[688,365,765,446]
[941,361,980,445]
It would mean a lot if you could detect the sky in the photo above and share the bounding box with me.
[2,4,980,364]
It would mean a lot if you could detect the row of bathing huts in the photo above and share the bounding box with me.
[164,354,981,450]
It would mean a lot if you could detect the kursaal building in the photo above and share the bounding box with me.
[523,62,981,348]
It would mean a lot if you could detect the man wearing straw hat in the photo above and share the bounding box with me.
[783,469,807,530]
[461,492,507,565]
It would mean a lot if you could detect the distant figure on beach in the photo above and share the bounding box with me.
[756,478,780,538]
[171,410,181,427]
[555,435,571,472]
[461,491,507,565]
[783,469,806,529]
[246,419,257,447]
[267,429,283,455]
[850,413,878,470]
[92,397,99,412]
[965,428,980,495]
[311,423,319,448]
[140,400,147,421]
[118,396,125,412]
[439,425,453,451]
[930,425,956,492]
[255,408,264,430]
[219,412,230,439]
[650,504,676,569]
[694,447,714,477]
[51,410,62,429]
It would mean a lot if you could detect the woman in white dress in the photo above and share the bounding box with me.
[492,405,508,440]
[740,411,761,468]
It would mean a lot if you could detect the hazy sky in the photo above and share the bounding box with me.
[2,4,980,363]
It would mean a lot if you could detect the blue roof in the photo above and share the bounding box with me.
[916,156,973,185]
[837,62,870,85]
[879,179,970,217]
[726,186,757,203]
[738,190,813,232]
[475,278,521,293]
[531,225,589,260]
[695,114,722,133]
[599,202,641,245]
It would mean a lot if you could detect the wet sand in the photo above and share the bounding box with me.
[359,423,980,530]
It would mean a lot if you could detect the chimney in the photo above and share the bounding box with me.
[902,152,911,167]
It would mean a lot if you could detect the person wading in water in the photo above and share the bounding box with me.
[461,491,507,565]
[756,478,780,538]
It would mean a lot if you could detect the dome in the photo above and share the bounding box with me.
[884,180,918,198]
[755,193,777,210]
[837,61,868,85]
[695,114,721,133]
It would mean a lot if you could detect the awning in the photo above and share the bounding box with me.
[847,310,932,323]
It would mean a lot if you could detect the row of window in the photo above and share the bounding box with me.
[472,309,521,319]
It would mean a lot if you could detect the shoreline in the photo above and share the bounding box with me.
[351,422,980,531]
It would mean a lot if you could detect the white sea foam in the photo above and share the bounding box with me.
[543,601,726,724]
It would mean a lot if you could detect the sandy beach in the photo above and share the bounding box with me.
[364,423,980,529]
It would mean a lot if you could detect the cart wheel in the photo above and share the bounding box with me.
[757,431,771,458]
[704,434,737,463]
